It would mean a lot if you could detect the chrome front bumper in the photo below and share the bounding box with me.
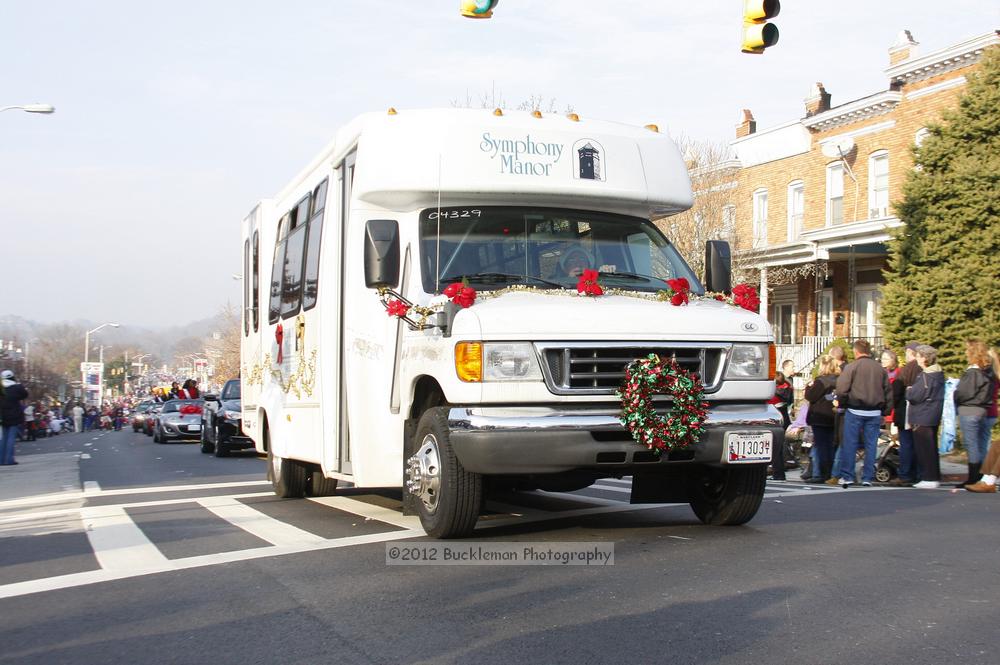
[447,403,784,474]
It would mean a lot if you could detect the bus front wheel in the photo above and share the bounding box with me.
[406,408,481,539]
[266,426,306,498]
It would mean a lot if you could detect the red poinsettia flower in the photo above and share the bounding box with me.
[443,282,476,308]
[453,286,477,309]
[731,283,760,312]
[665,277,690,306]
[386,299,410,318]
[576,269,603,296]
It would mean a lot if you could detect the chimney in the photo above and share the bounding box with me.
[889,30,919,66]
[736,109,756,138]
[804,83,831,117]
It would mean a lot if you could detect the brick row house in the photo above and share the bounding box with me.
[721,30,998,372]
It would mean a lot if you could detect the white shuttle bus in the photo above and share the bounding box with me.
[239,108,782,538]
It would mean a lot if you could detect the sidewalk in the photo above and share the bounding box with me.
[783,457,969,482]
[0,452,83,511]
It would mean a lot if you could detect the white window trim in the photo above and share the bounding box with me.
[868,151,889,219]
[786,180,804,241]
[752,188,768,246]
[825,162,844,227]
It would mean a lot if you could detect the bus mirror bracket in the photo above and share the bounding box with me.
[364,219,400,289]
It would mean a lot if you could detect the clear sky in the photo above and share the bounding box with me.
[2,1,997,328]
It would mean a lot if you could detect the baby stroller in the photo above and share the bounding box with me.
[853,430,899,483]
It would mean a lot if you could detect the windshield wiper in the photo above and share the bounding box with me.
[597,270,667,284]
[441,272,564,289]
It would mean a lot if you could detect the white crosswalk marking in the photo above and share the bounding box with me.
[198,496,326,547]
[307,496,423,530]
[81,505,169,571]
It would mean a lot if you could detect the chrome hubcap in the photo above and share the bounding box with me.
[406,434,441,513]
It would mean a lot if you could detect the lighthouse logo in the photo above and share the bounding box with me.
[573,139,605,181]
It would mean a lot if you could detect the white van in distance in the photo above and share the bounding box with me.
[239,108,782,538]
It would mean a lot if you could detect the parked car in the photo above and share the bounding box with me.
[201,379,252,457]
[153,399,204,443]
[131,401,155,432]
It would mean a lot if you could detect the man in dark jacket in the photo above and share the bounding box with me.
[890,341,924,485]
[834,340,893,487]
[1,369,29,466]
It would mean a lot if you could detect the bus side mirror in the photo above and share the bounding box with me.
[364,219,400,289]
[704,240,732,294]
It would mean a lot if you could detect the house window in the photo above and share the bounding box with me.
[826,163,844,226]
[853,287,883,342]
[771,303,797,344]
[818,289,833,338]
[721,205,736,241]
[752,189,768,245]
[787,181,804,241]
[868,151,889,219]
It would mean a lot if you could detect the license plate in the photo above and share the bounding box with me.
[187,424,201,431]
[726,431,772,463]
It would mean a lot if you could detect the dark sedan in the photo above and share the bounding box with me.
[200,379,253,457]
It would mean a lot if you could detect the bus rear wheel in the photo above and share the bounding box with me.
[688,464,767,526]
[266,427,306,498]
[406,408,481,539]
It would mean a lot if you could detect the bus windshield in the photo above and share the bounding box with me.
[418,207,701,294]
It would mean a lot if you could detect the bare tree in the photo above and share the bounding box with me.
[204,304,241,384]
[451,87,574,114]
[653,137,759,287]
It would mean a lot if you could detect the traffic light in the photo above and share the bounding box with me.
[742,0,780,54]
[461,0,498,19]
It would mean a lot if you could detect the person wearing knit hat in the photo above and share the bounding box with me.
[1,369,29,465]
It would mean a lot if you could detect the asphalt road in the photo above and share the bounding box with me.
[1,428,998,665]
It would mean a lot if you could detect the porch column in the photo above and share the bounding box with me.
[759,267,769,318]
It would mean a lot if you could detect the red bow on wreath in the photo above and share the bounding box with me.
[275,323,284,364]
[386,299,411,318]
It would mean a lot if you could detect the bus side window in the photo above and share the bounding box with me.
[243,238,250,336]
[280,225,307,319]
[269,239,285,324]
[252,231,260,331]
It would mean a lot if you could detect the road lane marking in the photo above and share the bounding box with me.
[588,484,631,494]
[0,528,425,600]
[198,496,326,547]
[82,479,270,497]
[81,505,169,571]
[83,481,101,493]
[0,492,275,526]
[307,496,423,530]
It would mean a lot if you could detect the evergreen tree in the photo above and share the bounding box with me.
[882,47,1000,375]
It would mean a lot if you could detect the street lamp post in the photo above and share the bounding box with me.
[83,323,119,407]
[84,323,119,363]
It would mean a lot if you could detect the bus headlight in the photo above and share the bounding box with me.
[725,344,771,380]
[455,342,542,382]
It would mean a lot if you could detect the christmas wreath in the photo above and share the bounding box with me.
[617,353,709,454]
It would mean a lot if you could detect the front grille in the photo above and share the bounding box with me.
[536,342,729,395]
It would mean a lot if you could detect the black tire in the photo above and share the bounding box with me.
[407,407,482,538]
[265,425,306,498]
[307,471,339,496]
[200,424,213,454]
[689,464,767,526]
[153,426,162,444]
[213,426,230,458]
